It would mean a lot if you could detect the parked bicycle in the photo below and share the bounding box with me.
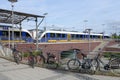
[36,49,58,69]
[67,48,120,75]
[67,49,99,74]
[12,47,22,64]
[93,51,120,76]
[28,50,37,68]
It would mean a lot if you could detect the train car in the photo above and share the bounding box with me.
[38,30,110,42]
[0,25,34,43]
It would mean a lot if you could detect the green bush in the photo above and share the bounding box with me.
[22,50,42,57]
[103,52,120,58]
[32,50,43,56]
[23,52,29,57]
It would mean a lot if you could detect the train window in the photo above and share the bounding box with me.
[80,35,83,39]
[14,31,20,36]
[50,33,55,38]
[61,34,66,38]
[56,33,61,38]
[71,34,74,39]
[2,31,8,36]
[98,36,100,38]
[90,35,92,38]
[92,35,95,38]
[76,34,80,39]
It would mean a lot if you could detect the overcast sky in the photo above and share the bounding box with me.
[1,0,120,34]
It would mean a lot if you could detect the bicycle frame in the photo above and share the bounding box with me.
[95,53,120,70]
[67,49,94,70]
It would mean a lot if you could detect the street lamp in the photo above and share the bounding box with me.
[8,0,18,48]
[43,13,48,31]
[102,24,105,39]
[35,13,46,50]
[85,28,92,54]
[43,13,48,42]
[83,20,88,39]
[84,20,88,30]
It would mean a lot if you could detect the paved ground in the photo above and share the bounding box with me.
[0,58,120,80]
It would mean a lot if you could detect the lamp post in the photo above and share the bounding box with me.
[43,13,48,42]
[8,0,18,48]
[86,28,92,54]
[43,13,48,31]
[102,24,105,39]
[35,13,46,50]
[84,20,88,39]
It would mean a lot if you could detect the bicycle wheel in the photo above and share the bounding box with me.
[38,54,45,65]
[67,59,81,70]
[91,59,99,73]
[110,58,120,76]
[28,58,35,68]
[47,57,58,69]
[14,56,20,64]
[18,52,22,61]
[28,56,36,68]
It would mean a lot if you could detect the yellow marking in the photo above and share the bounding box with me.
[48,40,56,43]
[1,40,25,43]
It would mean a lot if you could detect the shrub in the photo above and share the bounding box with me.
[23,52,29,57]
[103,52,120,58]
[32,50,43,56]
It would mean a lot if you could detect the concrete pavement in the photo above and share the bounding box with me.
[0,58,120,80]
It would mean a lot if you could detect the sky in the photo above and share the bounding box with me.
[1,0,120,35]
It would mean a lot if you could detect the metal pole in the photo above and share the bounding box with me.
[8,0,18,48]
[8,27,10,48]
[19,23,22,43]
[35,14,46,50]
[11,2,14,48]
[43,13,48,42]
[88,30,90,54]
[84,20,88,39]
[86,29,92,54]
[35,18,38,51]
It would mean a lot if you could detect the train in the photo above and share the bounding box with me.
[0,25,33,43]
[38,30,110,42]
[0,25,110,43]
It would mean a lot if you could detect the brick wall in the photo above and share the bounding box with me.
[16,42,101,59]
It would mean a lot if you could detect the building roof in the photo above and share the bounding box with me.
[0,9,44,24]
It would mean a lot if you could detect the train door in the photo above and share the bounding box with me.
[67,34,71,41]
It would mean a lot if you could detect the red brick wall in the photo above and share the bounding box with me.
[16,42,101,59]
[105,47,120,52]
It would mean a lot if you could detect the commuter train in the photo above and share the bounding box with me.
[0,25,110,43]
[0,25,33,43]
[38,30,110,42]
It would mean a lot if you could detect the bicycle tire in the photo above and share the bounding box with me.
[38,54,45,64]
[18,52,22,61]
[91,59,99,73]
[46,57,58,69]
[67,59,81,70]
[110,58,120,76]
[14,56,20,64]
[28,58,35,68]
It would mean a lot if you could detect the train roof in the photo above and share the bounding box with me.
[43,30,109,36]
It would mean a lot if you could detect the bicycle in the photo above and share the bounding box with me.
[12,48,22,64]
[94,52,120,76]
[36,50,58,69]
[28,51,37,68]
[67,49,99,74]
